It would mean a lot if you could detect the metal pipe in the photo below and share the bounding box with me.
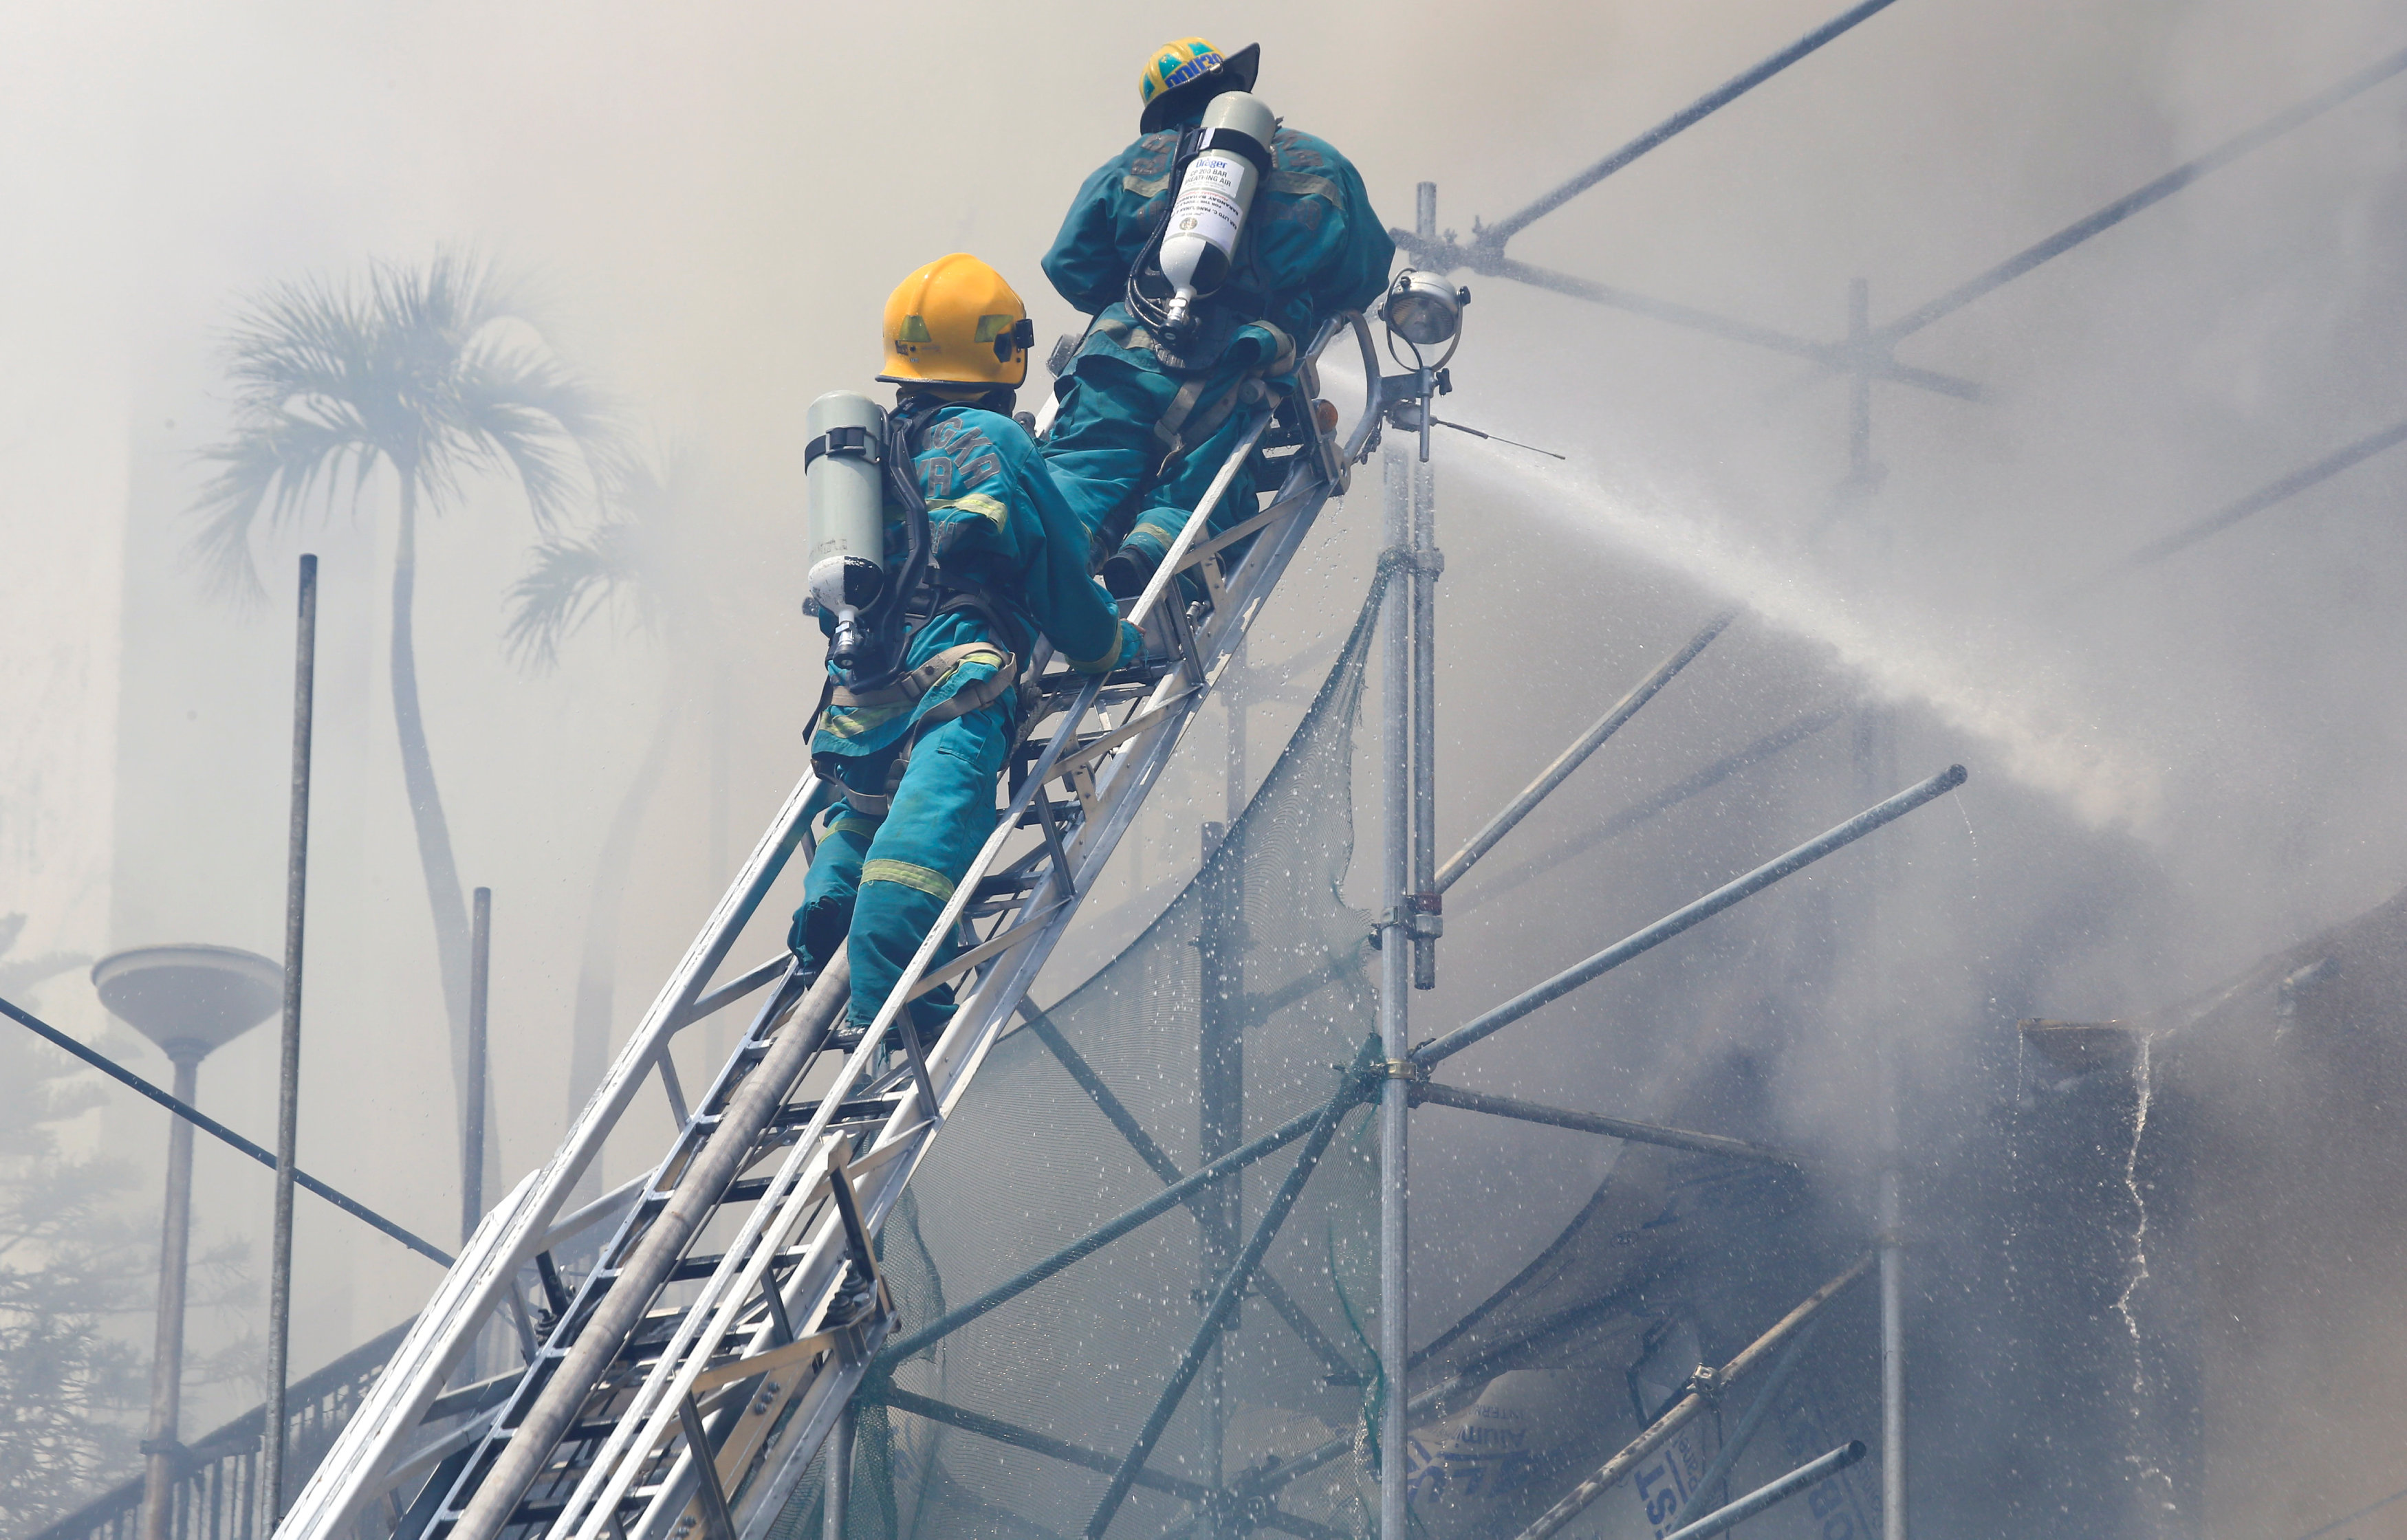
[1416,765,1966,1067]
[1880,1129,1907,1540]
[1200,628,1248,1497]
[138,1053,202,1540]
[1409,1081,1800,1167]
[0,994,449,1264]
[1469,0,1904,250]
[821,1405,851,1540]
[1025,1012,1362,1382]
[1084,1045,1377,1539]
[2090,417,2407,582]
[873,1094,1333,1365]
[1510,1253,1875,1540]
[1455,705,1846,910]
[1452,252,1981,399]
[1407,179,1440,990]
[1435,611,1736,893]
[1409,419,1438,990]
[873,1387,1211,1502]
[1876,41,2407,341]
[1662,1319,1824,1532]
[260,552,317,1534]
[2287,1480,2407,1540]
[1377,443,1413,1540]
[1658,1442,1867,1540]
[461,888,490,1244]
[1241,1284,1662,1512]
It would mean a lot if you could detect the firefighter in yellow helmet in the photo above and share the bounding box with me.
[1042,37,1393,595]
[791,253,1142,1040]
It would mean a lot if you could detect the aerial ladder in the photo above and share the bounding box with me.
[274,311,1390,1540]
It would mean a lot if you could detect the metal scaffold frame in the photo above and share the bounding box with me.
[1362,10,2407,1536]
[33,10,2407,1540]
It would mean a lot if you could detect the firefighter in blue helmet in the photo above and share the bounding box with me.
[1042,36,1395,597]
[792,253,1142,1041]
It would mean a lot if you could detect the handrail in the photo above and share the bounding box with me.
[32,1321,415,1540]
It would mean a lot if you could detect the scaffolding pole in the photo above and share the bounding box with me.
[1513,1254,1875,1540]
[260,552,317,1534]
[1416,764,1968,1068]
[1855,702,1906,1540]
[822,1405,851,1540]
[1407,193,1441,993]
[1377,437,1413,1540]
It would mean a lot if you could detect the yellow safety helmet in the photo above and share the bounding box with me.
[879,253,1034,390]
[1137,36,1261,133]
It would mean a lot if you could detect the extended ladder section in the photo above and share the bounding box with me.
[275,314,1386,1540]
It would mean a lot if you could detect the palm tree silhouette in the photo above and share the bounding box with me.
[190,252,618,1182]
[505,450,721,1122]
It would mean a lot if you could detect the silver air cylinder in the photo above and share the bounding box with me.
[1158,91,1276,330]
[804,389,889,671]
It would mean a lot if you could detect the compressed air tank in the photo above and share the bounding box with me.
[804,389,889,670]
[1158,91,1277,328]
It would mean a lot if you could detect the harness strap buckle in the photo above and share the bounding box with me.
[804,425,881,472]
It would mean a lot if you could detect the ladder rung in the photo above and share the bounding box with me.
[372,380,1344,1540]
[770,1096,900,1130]
[971,870,1038,901]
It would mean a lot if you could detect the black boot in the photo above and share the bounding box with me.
[1102,547,1154,600]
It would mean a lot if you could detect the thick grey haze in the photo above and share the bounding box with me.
[3,0,2405,1530]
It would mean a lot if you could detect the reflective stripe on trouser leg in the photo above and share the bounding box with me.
[847,705,1010,1032]
[791,811,882,963]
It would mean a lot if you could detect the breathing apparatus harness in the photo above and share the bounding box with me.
[1123,109,1278,374]
[804,392,1035,813]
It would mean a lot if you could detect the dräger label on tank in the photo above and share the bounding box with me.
[1170,155,1247,251]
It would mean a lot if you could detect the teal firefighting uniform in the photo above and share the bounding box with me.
[792,402,1140,1035]
[1040,114,1395,570]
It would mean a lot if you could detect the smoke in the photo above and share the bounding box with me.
[3,0,2406,1532]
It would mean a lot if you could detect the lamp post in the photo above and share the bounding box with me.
[93,944,283,1540]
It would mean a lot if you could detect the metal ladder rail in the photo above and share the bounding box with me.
[673,361,1376,1540]
[280,314,1377,1540]
[420,623,1161,1540]
[721,450,1361,1540]
[549,315,1382,1540]
[543,314,1384,1540]
[287,418,1212,1540]
[409,952,857,1540]
[276,765,842,1540]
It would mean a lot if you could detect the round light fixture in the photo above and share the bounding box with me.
[1382,270,1469,364]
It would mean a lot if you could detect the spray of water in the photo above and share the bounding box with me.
[1452,448,2164,830]
[2114,1031,2155,1394]
[2115,1030,2181,1524]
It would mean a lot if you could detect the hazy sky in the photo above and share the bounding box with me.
[4,0,2406,1501]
